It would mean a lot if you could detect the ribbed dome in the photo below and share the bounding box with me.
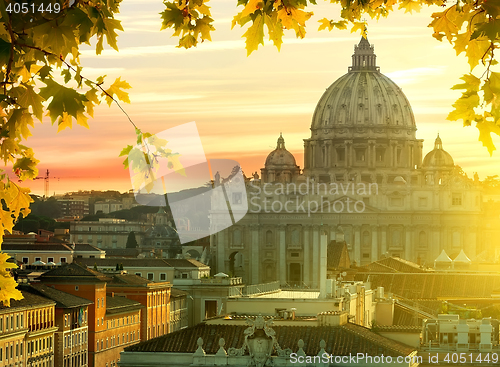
[422,134,454,169]
[311,38,416,137]
[265,134,297,168]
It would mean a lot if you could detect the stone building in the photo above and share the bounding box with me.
[0,290,57,367]
[209,38,499,286]
[21,284,92,367]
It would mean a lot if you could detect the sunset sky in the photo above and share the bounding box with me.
[11,0,500,196]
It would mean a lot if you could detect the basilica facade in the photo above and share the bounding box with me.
[209,38,498,286]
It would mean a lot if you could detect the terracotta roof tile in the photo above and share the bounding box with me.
[124,322,415,356]
[0,290,55,312]
[21,284,93,308]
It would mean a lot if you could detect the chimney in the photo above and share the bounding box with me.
[319,232,328,299]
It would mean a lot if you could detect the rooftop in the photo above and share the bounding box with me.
[106,296,143,315]
[22,284,93,309]
[124,321,415,357]
[0,290,55,312]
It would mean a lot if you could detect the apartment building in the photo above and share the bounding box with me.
[36,264,146,367]
[70,219,148,249]
[105,273,171,341]
[22,284,93,367]
[0,290,57,367]
[3,232,104,266]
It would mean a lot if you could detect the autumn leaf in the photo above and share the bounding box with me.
[243,13,265,56]
[104,77,131,106]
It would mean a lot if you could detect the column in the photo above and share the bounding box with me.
[251,225,259,285]
[381,225,387,256]
[353,225,361,265]
[368,140,375,168]
[217,229,226,274]
[417,140,423,168]
[304,141,310,170]
[279,225,286,285]
[311,142,316,169]
[371,225,378,262]
[404,226,412,261]
[312,225,319,288]
[303,225,310,285]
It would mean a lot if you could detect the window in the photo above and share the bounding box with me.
[452,193,462,206]
[336,148,345,161]
[97,319,99,326]
[181,273,188,279]
[376,148,385,162]
[47,257,54,263]
[135,272,141,277]
[35,257,41,262]
[97,299,100,308]
[363,253,370,258]
[75,286,79,291]
[160,273,166,281]
[22,257,29,264]
[290,252,299,257]
[147,273,154,281]
[0,317,3,331]
[60,257,67,263]
[355,148,366,162]
[78,234,83,240]
[20,314,23,328]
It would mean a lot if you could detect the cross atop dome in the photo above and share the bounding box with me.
[350,37,378,72]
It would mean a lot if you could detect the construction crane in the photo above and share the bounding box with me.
[33,169,59,199]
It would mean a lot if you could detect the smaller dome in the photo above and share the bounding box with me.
[265,133,297,168]
[422,134,454,169]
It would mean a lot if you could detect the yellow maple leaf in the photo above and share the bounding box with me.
[466,37,491,70]
[105,77,131,106]
[57,112,73,132]
[241,0,263,18]
[399,0,421,13]
[350,22,367,38]
[429,9,459,42]
[243,13,265,56]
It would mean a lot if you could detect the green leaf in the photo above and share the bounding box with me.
[160,2,185,31]
[39,79,87,124]
[178,34,197,49]
[15,85,45,122]
[0,38,11,66]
